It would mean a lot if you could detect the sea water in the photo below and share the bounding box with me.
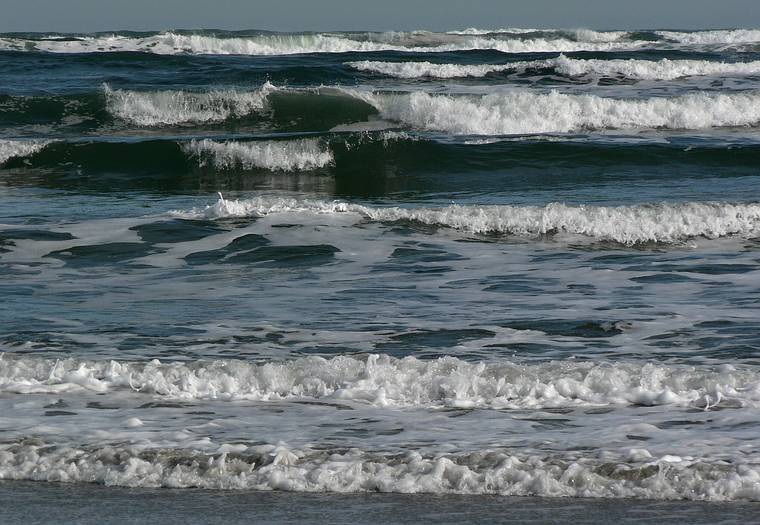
[1,28,760,505]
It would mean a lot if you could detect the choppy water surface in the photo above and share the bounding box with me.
[1,28,760,501]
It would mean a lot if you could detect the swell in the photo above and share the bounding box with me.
[4,136,760,179]
[7,85,760,135]
[178,195,760,244]
[0,85,378,131]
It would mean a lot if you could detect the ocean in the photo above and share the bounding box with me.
[1,28,760,517]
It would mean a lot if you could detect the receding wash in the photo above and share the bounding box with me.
[2,24,760,520]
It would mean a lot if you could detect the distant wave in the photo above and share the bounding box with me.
[176,195,760,244]
[353,89,760,134]
[0,30,645,55]
[656,29,760,44]
[183,138,333,172]
[1,29,759,56]
[446,28,632,42]
[0,139,52,165]
[103,83,274,125]
[346,55,760,80]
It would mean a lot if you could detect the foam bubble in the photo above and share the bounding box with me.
[177,195,760,245]
[103,83,274,126]
[353,89,760,134]
[0,139,52,165]
[182,139,333,172]
[346,56,760,80]
[2,353,760,409]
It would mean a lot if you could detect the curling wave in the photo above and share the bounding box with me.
[183,138,334,171]
[1,353,756,409]
[177,195,760,245]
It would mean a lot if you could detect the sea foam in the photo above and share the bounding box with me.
[177,195,760,245]
[183,138,333,171]
[2,440,760,500]
[1,353,757,409]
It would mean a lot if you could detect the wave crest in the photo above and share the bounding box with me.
[183,139,333,172]
[103,83,274,126]
[354,89,760,134]
[0,139,52,165]
[347,56,760,80]
[175,196,760,245]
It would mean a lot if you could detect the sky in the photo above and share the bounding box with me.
[1,0,759,33]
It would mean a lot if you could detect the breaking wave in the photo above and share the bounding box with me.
[446,28,631,42]
[176,195,760,244]
[2,439,760,499]
[1,353,756,409]
[183,138,333,171]
[346,55,760,80]
[656,29,760,45]
[103,83,274,126]
[0,139,52,165]
[354,89,760,134]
